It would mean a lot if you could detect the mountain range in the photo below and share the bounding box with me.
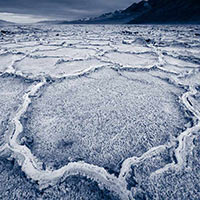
[0,20,14,25]
[42,0,200,24]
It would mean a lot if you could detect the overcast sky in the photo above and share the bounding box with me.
[0,0,140,23]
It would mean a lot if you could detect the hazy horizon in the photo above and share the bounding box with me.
[0,0,140,23]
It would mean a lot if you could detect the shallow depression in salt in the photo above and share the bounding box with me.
[22,68,188,171]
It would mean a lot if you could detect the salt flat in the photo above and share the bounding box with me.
[0,24,200,200]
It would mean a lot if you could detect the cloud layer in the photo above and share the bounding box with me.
[0,0,140,22]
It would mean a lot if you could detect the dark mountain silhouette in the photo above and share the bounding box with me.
[129,0,200,24]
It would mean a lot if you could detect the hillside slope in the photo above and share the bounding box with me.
[129,0,200,24]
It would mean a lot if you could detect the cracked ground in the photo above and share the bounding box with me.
[0,24,200,200]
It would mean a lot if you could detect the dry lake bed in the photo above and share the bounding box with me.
[0,24,200,200]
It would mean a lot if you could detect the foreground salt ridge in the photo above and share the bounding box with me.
[151,86,200,175]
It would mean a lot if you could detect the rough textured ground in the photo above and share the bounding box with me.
[0,24,200,200]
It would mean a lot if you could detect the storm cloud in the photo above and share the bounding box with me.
[0,0,140,21]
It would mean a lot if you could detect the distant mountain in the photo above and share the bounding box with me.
[39,0,151,25]
[67,1,151,24]
[129,0,200,24]
[68,1,151,24]
[0,20,14,25]
[39,0,200,24]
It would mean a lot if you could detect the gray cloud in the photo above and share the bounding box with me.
[0,0,140,20]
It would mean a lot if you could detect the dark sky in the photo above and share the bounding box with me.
[0,0,140,23]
